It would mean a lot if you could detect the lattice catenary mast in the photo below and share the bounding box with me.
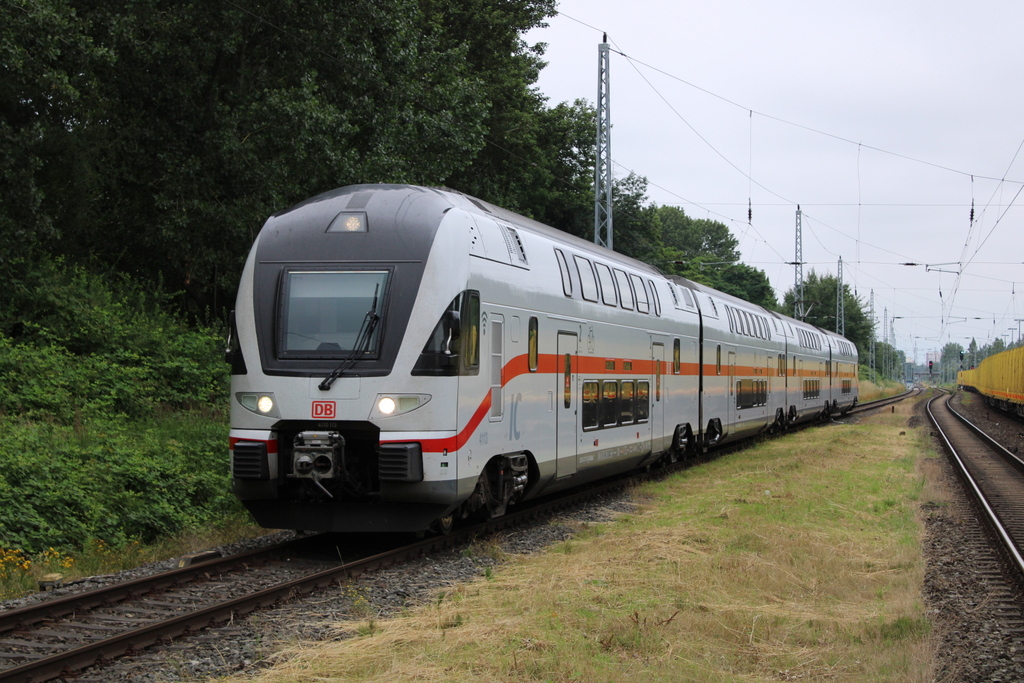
[793,206,804,320]
[836,256,844,336]
[869,289,876,376]
[594,35,613,250]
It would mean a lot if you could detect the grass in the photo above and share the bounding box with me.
[0,406,268,600]
[222,397,936,682]
[859,378,907,402]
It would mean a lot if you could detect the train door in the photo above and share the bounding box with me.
[556,332,578,478]
[727,349,737,432]
[651,341,665,453]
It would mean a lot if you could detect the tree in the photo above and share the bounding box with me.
[780,270,872,358]
[3,0,590,318]
[651,206,777,309]
[609,173,662,264]
[0,0,111,277]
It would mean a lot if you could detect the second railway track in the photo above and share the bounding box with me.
[1,390,916,682]
[929,391,1024,577]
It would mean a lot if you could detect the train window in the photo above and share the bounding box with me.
[681,287,695,309]
[490,318,504,419]
[653,342,663,401]
[778,353,785,377]
[716,345,721,375]
[279,269,389,358]
[554,249,573,297]
[412,290,479,377]
[706,296,719,317]
[595,263,617,306]
[842,379,852,394]
[574,255,599,302]
[636,381,650,422]
[528,317,538,372]
[620,380,635,424]
[632,274,650,313]
[673,339,681,374]
[649,280,661,316]
[464,292,480,370]
[582,381,599,429]
[614,269,634,310]
[564,353,572,409]
[667,282,680,308]
[601,381,619,427]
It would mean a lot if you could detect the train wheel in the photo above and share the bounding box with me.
[434,514,454,535]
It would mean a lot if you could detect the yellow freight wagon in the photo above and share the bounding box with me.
[958,345,1024,417]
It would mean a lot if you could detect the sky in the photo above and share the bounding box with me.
[524,0,1024,364]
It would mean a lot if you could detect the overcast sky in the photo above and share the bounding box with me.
[525,0,1024,364]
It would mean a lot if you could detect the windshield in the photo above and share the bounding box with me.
[279,270,389,357]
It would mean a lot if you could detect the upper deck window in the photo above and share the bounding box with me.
[554,249,573,297]
[595,263,617,306]
[574,255,599,302]
[279,270,389,358]
[614,269,634,310]
[631,274,649,313]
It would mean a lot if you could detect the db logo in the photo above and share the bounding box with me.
[311,401,336,419]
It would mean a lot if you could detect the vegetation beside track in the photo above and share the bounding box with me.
[226,398,933,682]
[0,262,264,599]
[858,378,907,402]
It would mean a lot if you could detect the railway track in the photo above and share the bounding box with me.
[845,387,917,417]
[928,391,1024,581]
[0,389,916,682]
[0,471,639,682]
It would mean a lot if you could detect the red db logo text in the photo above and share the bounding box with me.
[312,401,336,419]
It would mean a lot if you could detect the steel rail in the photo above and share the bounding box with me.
[926,392,1024,578]
[0,474,629,683]
[0,387,914,682]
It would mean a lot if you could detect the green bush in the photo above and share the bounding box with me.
[0,413,239,552]
[0,257,237,552]
[0,259,228,421]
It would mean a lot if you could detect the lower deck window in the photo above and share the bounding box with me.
[803,379,821,400]
[620,381,635,423]
[582,381,599,429]
[601,381,619,427]
[842,379,852,395]
[736,379,768,409]
[582,379,650,430]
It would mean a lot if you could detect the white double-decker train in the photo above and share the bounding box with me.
[227,185,858,533]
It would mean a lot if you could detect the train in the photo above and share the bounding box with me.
[958,345,1024,417]
[226,184,859,534]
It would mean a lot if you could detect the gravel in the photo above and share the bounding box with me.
[8,389,1024,681]
[61,492,639,682]
[923,390,1024,682]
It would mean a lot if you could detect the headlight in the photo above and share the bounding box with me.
[237,392,280,418]
[257,395,275,414]
[378,397,397,415]
[370,394,430,419]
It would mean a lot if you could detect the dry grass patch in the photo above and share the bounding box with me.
[225,406,932,682]
[859,379,906,402]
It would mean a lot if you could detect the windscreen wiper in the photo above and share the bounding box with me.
[318,285,379,391]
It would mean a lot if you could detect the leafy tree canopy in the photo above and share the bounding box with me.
[780,270,872,360]
[1,0,590,316]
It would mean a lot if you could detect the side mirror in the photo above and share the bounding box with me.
[443,311,461,355]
